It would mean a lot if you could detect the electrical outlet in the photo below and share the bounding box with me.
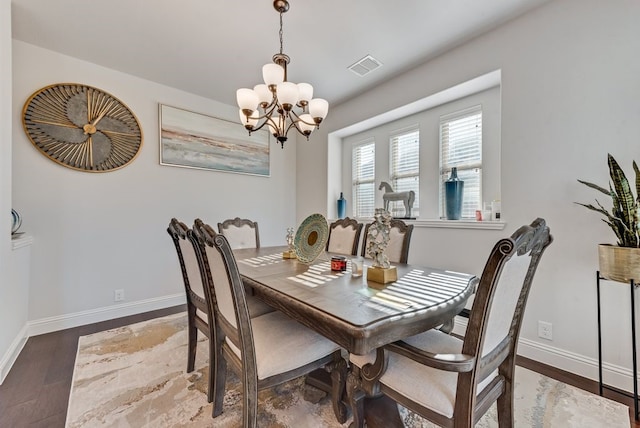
[114,289,125,302]
[538,321,552,340]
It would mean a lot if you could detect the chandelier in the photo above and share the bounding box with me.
[236,0,329,149]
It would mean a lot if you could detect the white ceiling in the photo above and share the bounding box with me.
[11,0,549,108]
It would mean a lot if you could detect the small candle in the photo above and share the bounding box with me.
[331,256,347,272]
[351,257,364,277]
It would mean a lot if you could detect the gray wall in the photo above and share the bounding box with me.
[9,41,298,327]
[297,0,640,390]
[3,0,640,393]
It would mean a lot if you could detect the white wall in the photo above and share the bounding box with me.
[11,41,297,327]
[0,0,28,384]
[298,0,640,390]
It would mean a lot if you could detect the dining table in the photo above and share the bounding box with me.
[233,245,478,425]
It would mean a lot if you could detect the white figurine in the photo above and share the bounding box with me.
[366,209,392,269]
[286,227,295,251]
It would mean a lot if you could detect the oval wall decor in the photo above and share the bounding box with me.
[22,83,143,172]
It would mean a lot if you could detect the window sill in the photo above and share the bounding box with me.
[352,217,506,230]
[410,219,506,230]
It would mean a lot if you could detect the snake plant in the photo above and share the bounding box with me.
[576,153,640,248]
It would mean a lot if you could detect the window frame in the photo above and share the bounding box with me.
[439,105,483,220]
[389,126,420,218]
[338,83,501,229]
[351,139,376,218]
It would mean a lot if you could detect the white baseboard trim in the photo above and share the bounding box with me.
[26,293,186,337]
[1,293,186,385]
[453,316,636,393]
[0,324,28,385]
[5,300,638,394]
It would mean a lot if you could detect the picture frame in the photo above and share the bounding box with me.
[159,104,270,176]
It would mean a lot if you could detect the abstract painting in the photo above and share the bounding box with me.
[159,104,270,176]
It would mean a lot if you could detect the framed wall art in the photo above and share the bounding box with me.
[159,104,270,176]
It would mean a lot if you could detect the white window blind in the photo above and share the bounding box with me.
[390,128,419,217]
[440,106,482,219]
[352,141,375,218]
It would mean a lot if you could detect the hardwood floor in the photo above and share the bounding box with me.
[0,306,637,427]
[0,305,185,428]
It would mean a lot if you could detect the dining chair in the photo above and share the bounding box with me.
[217,217,260,249]
[361,218,414,263]
[166,218,273,403]
[347,218,553,428]
[189,219,347,425]
[326,217,363,256]
[167,218,217,403]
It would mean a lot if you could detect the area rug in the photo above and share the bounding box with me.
[66,313,629,427]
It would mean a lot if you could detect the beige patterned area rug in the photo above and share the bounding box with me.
[66,313,629,427]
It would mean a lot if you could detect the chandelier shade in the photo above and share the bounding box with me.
[236,0,329,148]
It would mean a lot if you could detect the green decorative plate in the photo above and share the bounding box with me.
[294,213,329,264]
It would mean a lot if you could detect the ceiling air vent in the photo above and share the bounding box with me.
[348,55,382,77]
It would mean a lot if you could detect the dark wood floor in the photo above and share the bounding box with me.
[1,305,638,427]
[0,305,185,427]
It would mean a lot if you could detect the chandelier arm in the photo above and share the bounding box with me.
[286,115,313,140]
[284,119,300,137]
[288,109,317,127]
[250,101,280,123]
[245,113,280,135]
[244,118,270,134]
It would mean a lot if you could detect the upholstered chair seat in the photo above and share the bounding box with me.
[227,311,341,380]
[361,218,414,263]
[190,219,347,426]
[347,218,552,428]
[326,217,363,256]
[350,329,496,419]
[218,217,260,249]
[247,297,275,318]
[217,217,273,316]
[167,218,273,404]
[192,297,272,320]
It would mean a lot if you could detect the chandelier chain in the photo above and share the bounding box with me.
[279,11,284,55]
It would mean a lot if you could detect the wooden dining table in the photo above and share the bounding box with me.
[234,245,477,354]
[233,245,478,424]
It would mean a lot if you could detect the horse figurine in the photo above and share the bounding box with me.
[379,181,415,218]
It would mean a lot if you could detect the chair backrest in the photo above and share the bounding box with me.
[191,219,258,380]
[458,218,552,419]
[167,218,208,312]
[361,218,414,263]
[217,217,260,249]
[326,217,363,256]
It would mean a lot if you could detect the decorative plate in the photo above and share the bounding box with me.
[294,213,329,264]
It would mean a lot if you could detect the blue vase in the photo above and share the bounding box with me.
[445,168,464,220]
[337,192,346,219]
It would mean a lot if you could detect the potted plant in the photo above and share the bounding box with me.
[576,153,640,283]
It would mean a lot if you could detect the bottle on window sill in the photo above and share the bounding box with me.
[337,192,347,219]
[445,168,464,220]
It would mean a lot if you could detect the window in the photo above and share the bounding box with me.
[440,106,482,219]
[390,128,420,217]
[352,141,375,217]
